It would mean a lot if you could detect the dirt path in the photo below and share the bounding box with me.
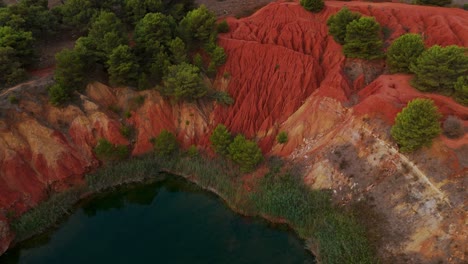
[361,123,453,207]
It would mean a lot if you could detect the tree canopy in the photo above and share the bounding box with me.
[0,46,26,87]
[454,76,468,105]
[210,124,232,155]
[387,33,425,73]
[228,135,263,172]
[49,49,86,105]
[0,26,35,66]
[152,130,179,156]
[343,17,384,60]
[107,45,139,87]
[326,7,361,45]
[162,62,207,101]
[86,11,128,62]
[391,99,442,152]
[410,45,468,93]
[134,12,174,47]
[300,0,325,13]
[179,5,216,45]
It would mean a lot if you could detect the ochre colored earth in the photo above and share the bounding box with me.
[0,1,467,262]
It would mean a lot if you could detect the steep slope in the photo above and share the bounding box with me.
[0,1,467,262]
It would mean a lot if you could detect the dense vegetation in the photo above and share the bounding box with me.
[151,130,179,156]
[210,124,263,172]
[0,0,52,87]
[326,7,361,45]
[326,7,467,105]
[210,124,232,156]
[386,33,425,73]
[326,9,383,60]
[12,145,377,263]
[391,99,442,152]
[94,138,129,161]
[300,0,324,13]
[0,0,229,104]
[343,17,384,60]
[228,134,263,172]
[48,1,227,105]
[410,45,468,100]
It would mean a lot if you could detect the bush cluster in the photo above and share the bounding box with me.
[391,99,442,152]
[44,1,226,105]
[151,130,179,156]
[327,8,384,60]
[300,0,325,13]
[210,124,263,172]
[94,138,129,161]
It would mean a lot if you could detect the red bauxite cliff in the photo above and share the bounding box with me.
[0,1,467,262]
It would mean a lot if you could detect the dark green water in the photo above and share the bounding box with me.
[1,177,315,264]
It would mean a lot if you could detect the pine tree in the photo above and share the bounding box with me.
[410,45,468,93]
[152,130,178,156]
[210,124,232,155]
[326,7,361,45]
[162,63,207,101]
[454,76,468,105]
[391,99,442,152]
[387,33,425,73]
[107,45,139,87]
[300,0,325,13]
[343,17,384,60]
[228,134,263,172]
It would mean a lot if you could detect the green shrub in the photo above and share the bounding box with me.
[410,45,468,93]
[161,62,207,101]
[152,130,178,156]
[277,131,288,144]
[210,124,232,155]
[48,84,71,106]
[211,45,226,67]
[391,99,442,152]
[8,94,18,104]
[217,20,230,33]
[300,0,325,13]
[192,53,204,69]
[454,75,468,105]
[251,171,376,263]
[124,110,132,119]
[211,91,234,105]
[120,125,132,138]
[168,37,188,64]
[343,17,384,60]
[0,26,35,67]
[326,7,361,45]
[0,46,26,88]
[107,45,139,87]
[179,5,217,44]
[94,138,129,161]
[49,48,88,105]
[186,145,199,157]
[387,33,425,73]
[228,134,263,172]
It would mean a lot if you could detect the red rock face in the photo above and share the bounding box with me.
[213,1,467,152]
[0,0,467,259]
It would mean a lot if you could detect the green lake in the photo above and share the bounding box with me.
[0,177,315,264]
